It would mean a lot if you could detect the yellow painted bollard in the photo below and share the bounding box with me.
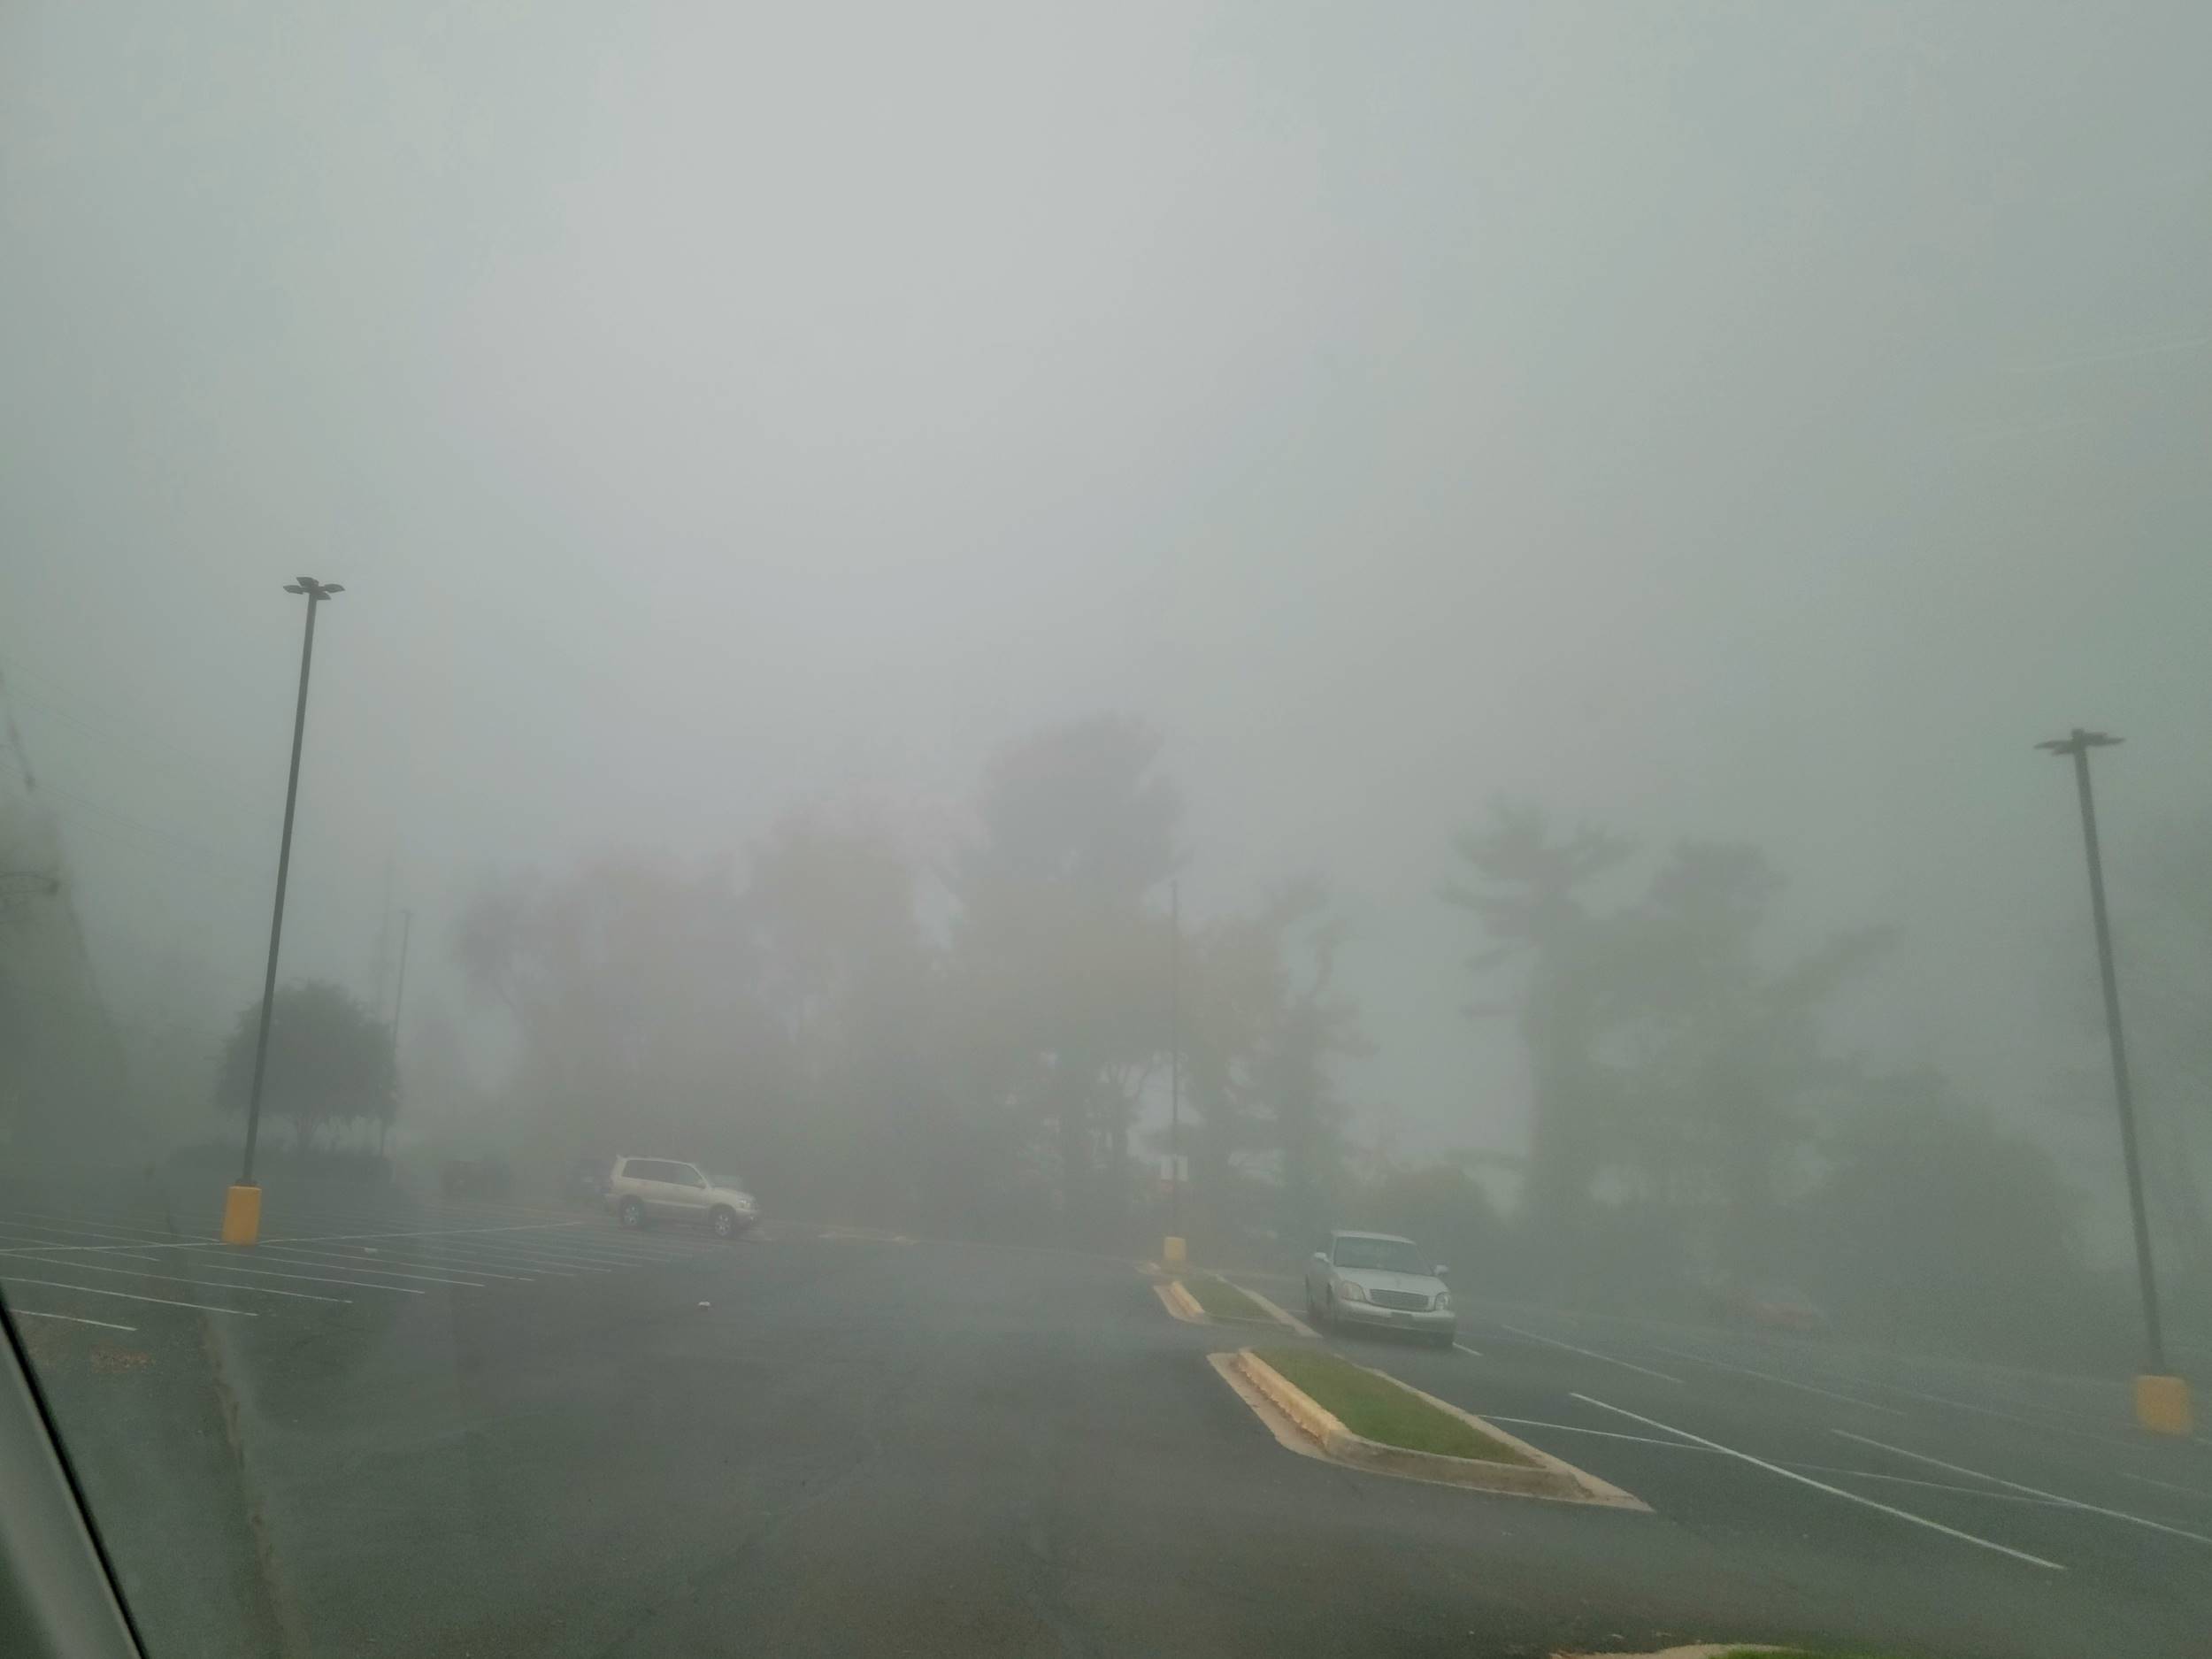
[1163,1235,1187,1269]
[2135,1374,2193,1435]
[220,1184,262,1246]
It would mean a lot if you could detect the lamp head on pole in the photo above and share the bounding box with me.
[2038,728,2122,757]
[286,577,344,601]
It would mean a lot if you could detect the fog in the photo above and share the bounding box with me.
[4,4,2210,1363]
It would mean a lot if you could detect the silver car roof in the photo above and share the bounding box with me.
[1331,1230,1414,1246]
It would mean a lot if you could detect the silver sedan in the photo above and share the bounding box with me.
[1303,1231,1456,1348]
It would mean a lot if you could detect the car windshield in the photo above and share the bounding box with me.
[1334,1238,1425,1275]
[4,7,2208,1659]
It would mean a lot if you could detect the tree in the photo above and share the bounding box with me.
[1248,880,1368,1250]
[1613,841,1889,1267]
[949,715,1179,1240]
[1444,801,1633,1233]
[1794,1070,2118,1365]
[216,980,396,1149]
[748,810,939,1219]
[453,854,781,1167]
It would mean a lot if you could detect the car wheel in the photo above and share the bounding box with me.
[710,1205,737,1240]
[1318,1289,1333,1330]
[618,1196,646,1230]
[1432,1331,1456,1350]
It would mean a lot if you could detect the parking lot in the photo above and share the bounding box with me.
[1225,1268,2212,1655]
[0,1179,745,1335]
[6,1186,2210,1659]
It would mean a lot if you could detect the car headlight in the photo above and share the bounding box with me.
[1432,1290,1451,1311]
[1337,1281,1367,1302]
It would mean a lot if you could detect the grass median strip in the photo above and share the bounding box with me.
[1180,1275,1271,1323]
[1254,1347,1531,1464]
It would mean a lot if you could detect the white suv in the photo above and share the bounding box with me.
[605,1157,758,1239]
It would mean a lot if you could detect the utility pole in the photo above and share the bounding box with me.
[383,907,412,1160]
[1168,878,1182,1263]
[2038,727,2190,1433]
[224,577,343,1246]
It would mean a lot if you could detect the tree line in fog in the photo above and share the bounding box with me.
[52,708,2196,1367]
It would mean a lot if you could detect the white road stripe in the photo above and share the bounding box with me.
[1834,1429,2212,1548]
[2115,1469,2212,1503]
[0,1274,258,1317]
[249,1249,492,1287]
[1571,1393,2064,1571]
[1453,1342,1483,1358]
[173,1258,425,1295]
[14,1259,348,1302]
[13,1248,163,1263]
[1500,1325,1684,1384]
[1787,1464,2075,1505]
[0,1213,212,1244]
[1638,1341,1904,1414]
[10,1309,138,1332]
[1481,1414,1721,1452]
[265,1246,532,1282]
[345,1248,572,1277]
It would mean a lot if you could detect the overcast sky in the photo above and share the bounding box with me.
[5,3,2209,1182]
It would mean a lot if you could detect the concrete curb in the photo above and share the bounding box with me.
[1156,1279,1210,1323]
[1230,1348,1647,1509]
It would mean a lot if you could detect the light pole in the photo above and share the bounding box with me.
[1166,878,1183,1267]
[383,906,412,1160]
[222,577,343,1246]
[2038,727,2190,1434]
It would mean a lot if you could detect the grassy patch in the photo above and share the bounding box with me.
[1254,1347,1531,1464]
[1714,1650,1916,1658]
[1181,1275,1272,1323]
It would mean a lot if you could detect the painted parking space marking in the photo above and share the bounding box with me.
[1637,1341,1905,1414]
[0,1273,258,1318]
[250,1249,494,1288]
[165,1257,426,1294]
[11,1308,139,1332]
[1499,1325,1685,1384]
[12,1258,349,1303]
[1572,1392,2064,1570]
[1834,1429,2212,1547]
[259,1244,533,1282]
[1452,1342,1483,1358]
[1481,1414,1722,1453]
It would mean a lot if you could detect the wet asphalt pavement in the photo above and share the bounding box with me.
[9,1177,2211,1658]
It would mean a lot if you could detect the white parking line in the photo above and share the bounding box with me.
[263,1246,533,1282]
[13,1260,349,1302]
[0,1213,212,1245]
[0,1274,258,1317]
[1453,1342,1483,1358]
[2115,1469,2212,1503]
[173,1258,426,1295]
[342,1246,572,1277]
[1638,1341,1904,1414]
[1481,1414,1722,1452]
[1500,1325,1684,1384]
[1834,1429,2212,1548]
[13,1248,163,1264]
[250,1249,493,1288]
[1571,1393,2064,1571]
[10,1309,138,1332]
[1786,1366,2148,1452]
